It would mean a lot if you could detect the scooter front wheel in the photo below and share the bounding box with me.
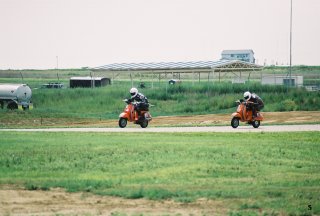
[231,117,240,128]
[119,118,128,128]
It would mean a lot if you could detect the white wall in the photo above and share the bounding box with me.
[261,76,303,86]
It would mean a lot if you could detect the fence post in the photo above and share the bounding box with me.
[192,71,194,86]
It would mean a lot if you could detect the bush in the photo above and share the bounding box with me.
[276,99,297,112]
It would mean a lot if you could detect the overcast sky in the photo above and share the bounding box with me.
[1,0,319,69]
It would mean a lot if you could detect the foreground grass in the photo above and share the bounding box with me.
[0,132,319,215]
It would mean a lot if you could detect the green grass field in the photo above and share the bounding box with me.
[0,131,319,215]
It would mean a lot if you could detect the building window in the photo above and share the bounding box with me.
[283,79,295,86]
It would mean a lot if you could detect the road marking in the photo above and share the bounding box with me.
[0,125,319,133]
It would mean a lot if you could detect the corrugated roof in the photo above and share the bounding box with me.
[92,59,261,71]
[70,76,106,81]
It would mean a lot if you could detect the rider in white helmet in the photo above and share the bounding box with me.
[130,87,139,98]
[243,91,252,101]
[243,91,264,118]
[128,87,149,117]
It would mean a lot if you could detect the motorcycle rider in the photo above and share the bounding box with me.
[127,87,149,119]
[243,91,264,118]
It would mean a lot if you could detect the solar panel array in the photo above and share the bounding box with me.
[93,59,242,71]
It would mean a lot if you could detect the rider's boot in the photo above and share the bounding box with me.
[136,111,143,122]
[252,111,257,119]
[138,112,145,122]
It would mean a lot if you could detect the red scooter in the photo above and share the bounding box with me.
[119,99,152,128]
[231,100,264,128]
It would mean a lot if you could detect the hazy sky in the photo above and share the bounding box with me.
[1,0,320,69]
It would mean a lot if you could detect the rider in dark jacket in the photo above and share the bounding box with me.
[128,87,149,117]
[243,91,264,118]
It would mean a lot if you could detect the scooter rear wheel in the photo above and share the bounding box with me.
[140,120,148,128]
[231,117,240,128]
[252,120,260,128]
[119,118,127,128]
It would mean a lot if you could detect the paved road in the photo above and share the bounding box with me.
[1,124,320,133]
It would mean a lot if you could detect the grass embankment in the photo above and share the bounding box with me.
[0,82,319,128]
[30,82,320,114]
[0,132,319,215]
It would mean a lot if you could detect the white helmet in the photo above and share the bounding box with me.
[130,87,138,98]
[243,91,251,101]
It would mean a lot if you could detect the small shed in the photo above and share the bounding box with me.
[70,77,111,88]
[261,75,303,87]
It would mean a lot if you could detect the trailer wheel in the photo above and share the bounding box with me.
[7,102,18,110]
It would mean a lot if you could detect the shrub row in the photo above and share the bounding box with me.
[17,82,319,119]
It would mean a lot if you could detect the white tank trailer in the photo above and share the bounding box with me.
[0,84,33,110]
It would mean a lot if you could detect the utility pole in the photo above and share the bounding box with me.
[56,56,59,83]
[56,56,59,69]
[289,0,293,86]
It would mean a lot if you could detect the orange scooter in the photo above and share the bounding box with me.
[231,99,264,128]
[119,99,152,128]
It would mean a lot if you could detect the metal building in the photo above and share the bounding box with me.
[221,50,255,63]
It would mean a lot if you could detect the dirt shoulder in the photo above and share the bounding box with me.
[0,186,228,216]
[77,111,320,128]
[151,111,320,126]
[1,111,320,128]
[60,111,320,128]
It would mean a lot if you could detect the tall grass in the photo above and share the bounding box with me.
[32,82,320,116]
